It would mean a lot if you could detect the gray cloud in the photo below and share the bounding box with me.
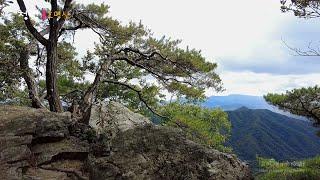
[218,19,320,75]
[221,56,320,75]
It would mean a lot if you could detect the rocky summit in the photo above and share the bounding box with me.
[0,104,252,180]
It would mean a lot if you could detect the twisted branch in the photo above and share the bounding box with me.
[103,79,166,119]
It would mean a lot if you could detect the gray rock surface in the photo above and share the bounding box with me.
[90,101,151,134]
[0,105,252,180]
[88,125,252,180]
[0,106,89,180]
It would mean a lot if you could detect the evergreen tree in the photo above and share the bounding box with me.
[265,1,320,128]
[264,86,320,126]
[1,1,223,124]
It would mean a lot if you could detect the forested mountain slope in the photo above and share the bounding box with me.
[226,107,320,165]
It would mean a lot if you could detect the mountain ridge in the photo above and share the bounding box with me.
[203,94,307,120]
[226,107,320,167]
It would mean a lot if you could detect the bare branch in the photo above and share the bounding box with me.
[282,38,320,56]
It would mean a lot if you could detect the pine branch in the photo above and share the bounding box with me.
[103,79,166,119]
[16,0,49,45]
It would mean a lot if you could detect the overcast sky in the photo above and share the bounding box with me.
[8,0,320,97]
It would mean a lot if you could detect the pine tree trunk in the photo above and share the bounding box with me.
[17,0,65,112]
[80,61,112,124]
[19,49,44,109]
[46,28,63,112]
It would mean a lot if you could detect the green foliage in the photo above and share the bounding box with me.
[86,2,223,103]
[0,14,31,103]
[80,3,223,115]
[256,156,320,180]
[264,86,320,125]
[57,42,83,80]
[305,156,320,169]
[160,103,231,151]
[1,2,223,121]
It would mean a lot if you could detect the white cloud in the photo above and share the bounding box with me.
[5,0,320,96]
[106,0,291,60]
[206,71,320,96]
[74,29,99,57]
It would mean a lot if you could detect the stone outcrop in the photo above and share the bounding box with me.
[0,106,90,180]
[0,104,253,180]
[90,101,152,134]
[88,125,252,180]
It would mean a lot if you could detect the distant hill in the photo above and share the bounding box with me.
[203,94,307,120]
[203,94,269,110]
[226,107,320,167]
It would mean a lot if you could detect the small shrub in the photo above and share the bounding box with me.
[160,102,231,152]
[256,156,320,180]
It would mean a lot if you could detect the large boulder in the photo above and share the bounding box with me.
[90,101,152,134]
[88,125,252,180]
[0,106,89,180]
[0,105,253,180]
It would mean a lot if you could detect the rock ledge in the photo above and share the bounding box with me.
[0,105,252,180]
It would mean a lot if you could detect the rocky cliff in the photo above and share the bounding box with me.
[0,103,252,180]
